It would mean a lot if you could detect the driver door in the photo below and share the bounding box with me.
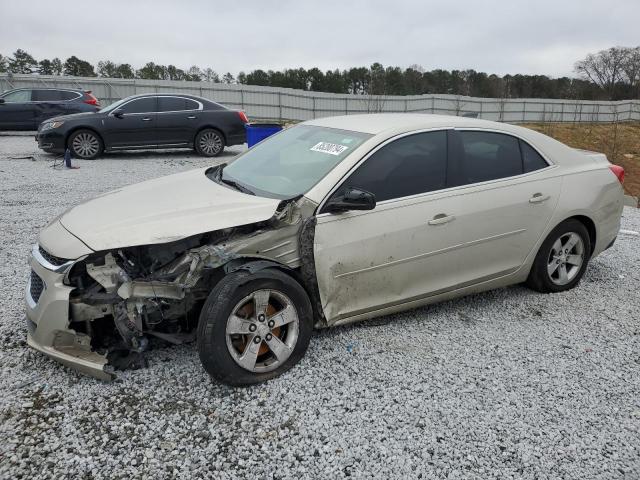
[103,96,158,148]
[313,130,451,322]
[0,89,35,129]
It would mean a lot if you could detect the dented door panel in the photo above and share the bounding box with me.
[314,175,562,323]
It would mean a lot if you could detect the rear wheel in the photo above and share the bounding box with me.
[526,219,591,293]
[68,129,103,159]
[197,269,313,386]
[195,128,225,157]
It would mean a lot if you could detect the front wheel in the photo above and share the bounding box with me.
[526,219,591,293]
[195,128,225,157]
[197,269,313,386]
[68,129,103,159]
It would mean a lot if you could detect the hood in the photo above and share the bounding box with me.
[59,167,281,251]
[46,111,100,123]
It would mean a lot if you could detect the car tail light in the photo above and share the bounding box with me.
[237,111,249,124]
[609,165,625,184]
[84,91,100,107]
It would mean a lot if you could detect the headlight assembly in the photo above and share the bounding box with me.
[41,121,65,131]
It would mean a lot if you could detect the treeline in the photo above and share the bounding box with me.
[1,47,638,100]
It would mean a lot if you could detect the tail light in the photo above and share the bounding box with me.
[84,91,100,107]
[237,111,249,124]
[609,165,625,184]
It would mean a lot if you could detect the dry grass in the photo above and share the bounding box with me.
[521,122,640,198]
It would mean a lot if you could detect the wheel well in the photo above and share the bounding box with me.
[195,126,226,145]
[568,215,596,255]
[65,127,104,150]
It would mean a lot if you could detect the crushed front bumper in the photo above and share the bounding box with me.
[25,244,114,381]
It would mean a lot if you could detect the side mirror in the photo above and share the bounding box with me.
[325,187,376,213]
[113,109,124,118]
[0,98,5,105]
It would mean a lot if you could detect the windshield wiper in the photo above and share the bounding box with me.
[220,177,255,195]
[215,167,254,195]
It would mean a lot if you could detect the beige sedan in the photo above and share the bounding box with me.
[25,114,625,385]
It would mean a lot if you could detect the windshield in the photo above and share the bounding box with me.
[221,125,371,199]
[99,97,130,113]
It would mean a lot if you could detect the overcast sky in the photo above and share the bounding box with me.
[1,0,638,77]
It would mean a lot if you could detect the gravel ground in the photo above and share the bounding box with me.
[0,135,639,479]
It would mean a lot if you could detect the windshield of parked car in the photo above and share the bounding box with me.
[219,125,371,198]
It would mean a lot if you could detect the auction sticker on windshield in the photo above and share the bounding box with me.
[310,142,349,155]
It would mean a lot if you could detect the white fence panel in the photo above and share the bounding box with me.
[1,74,638,123]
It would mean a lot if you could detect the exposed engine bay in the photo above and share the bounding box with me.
[61,196,319,377]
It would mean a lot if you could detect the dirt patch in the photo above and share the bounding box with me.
[522,122,640,198]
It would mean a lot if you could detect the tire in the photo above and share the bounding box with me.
[526,219,591,293]
[68,129,103,160]
[197,268,313,386]
[195,128,225,157]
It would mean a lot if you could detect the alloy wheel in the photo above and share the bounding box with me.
[71,132,100,158]
[199,131,223,155]
[547,232,584,285]
[225,289,300,373]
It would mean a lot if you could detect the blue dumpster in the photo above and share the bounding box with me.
[245,123,283,148]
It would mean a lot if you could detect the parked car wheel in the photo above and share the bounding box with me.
[68,129,103,159]
[527,219,591,293]
[197,268,313,386]
[195,128,225,157]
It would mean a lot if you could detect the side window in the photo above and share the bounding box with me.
[448,131,522,186]
[184,99,200,110]
[33,90,62,101]
[158,97,187,112]
[332,131,447,203]
[59,91,80,101]
[120,97,158,114]
[2,90,32,102]
[520,140,549,173]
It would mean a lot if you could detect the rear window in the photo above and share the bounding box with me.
[158,97,186,112]
[185,99,200,110]
[60,91,81,101]
[33,90,62,101]
[520,140,549,172]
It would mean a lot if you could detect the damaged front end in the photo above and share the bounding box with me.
[26,197,318,380]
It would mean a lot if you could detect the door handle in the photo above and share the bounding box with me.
[428,214,455,225]
[141,117,152,121]
[529,193,550,204]
[187,115,197,119]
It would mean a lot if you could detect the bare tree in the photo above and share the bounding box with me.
[574,47,628,99]
[621,46,640,98]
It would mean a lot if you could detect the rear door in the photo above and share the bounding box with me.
[32,89,69,125]
[103,96,158,148]
[0,89,35,129]
[156,96,201,146]
[439,129,561,286]
[59,90,85,114]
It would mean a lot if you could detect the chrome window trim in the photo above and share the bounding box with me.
[2,88,83,103]
[316,126,557,217]
[108,95,203,117]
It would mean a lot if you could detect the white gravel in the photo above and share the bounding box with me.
[0,135,639,479]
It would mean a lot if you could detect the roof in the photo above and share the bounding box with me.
[304,113,522,135]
